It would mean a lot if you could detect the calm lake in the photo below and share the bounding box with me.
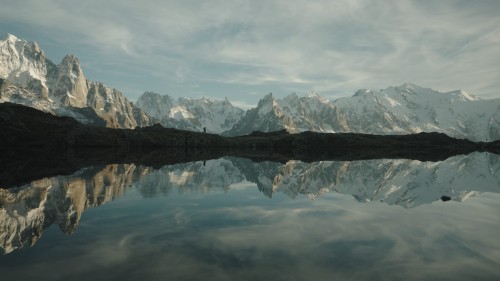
[1,152,500,281]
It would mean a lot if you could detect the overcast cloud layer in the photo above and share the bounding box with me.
[1,0,499,106]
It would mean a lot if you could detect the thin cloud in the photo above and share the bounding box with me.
[0,0,499,102]
[228,100,256,110]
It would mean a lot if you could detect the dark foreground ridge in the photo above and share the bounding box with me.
[1,102,498,187]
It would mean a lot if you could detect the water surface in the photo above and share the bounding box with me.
[1,153,499,281]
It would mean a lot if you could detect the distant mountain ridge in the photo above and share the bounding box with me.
[0,33,150,128]
[225,84,500,141]
[136,91,244,133]
[1,33,499,140]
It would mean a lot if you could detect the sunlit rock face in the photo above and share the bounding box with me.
[48,54,88,108]
[0,164,140,254]
[0,34,151,128]
[87,83,151,128]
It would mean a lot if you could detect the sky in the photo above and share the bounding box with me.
[1,0,499,108]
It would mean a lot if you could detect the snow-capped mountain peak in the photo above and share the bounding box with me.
[257,93,280,117]
[1,33,151,128]
[381,83,478,101]
[445,89,479,101]
[353,89,371,97]
[2,33,19,43]
[0,33,49,97]
[306,91,328,102]
[396,82,426,90]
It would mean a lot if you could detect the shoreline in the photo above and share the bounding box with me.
[1,102,499,188]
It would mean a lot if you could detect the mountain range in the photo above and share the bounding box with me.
[223,85,500,141]
[1,33,499,140]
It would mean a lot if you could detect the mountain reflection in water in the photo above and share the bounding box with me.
[1,153,499,280]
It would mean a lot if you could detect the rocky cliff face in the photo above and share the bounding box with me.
[47,54,88,107]
[87,82,150,128]
[0,34,151,128]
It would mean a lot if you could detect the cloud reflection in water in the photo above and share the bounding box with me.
[0,153,499,280]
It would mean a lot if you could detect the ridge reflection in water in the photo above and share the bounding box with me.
[0,153,499,281]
